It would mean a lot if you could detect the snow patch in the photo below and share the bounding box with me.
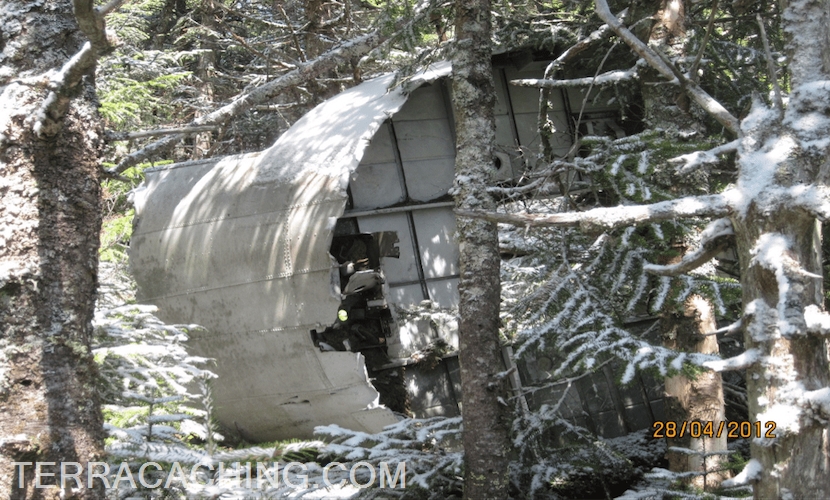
[803,304,830,335]
[721,458,762,488]
[751,233,797,336]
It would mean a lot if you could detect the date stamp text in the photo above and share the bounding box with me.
[651,421,776,439]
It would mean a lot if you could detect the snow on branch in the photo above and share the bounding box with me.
[33,0,119,137]
[670,139,739,175]
[702,348,761,372]
[512,66,638,89]
[803,387,830,423]
[721,458,762,488]
[457,193,730,232]
[594,0,741,135]
[643,218,734,276]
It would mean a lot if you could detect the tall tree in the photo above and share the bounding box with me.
[465,0,830,495]
[0,0,112,496]
[451,0,512,498]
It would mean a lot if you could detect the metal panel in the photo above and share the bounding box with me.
[359,120,397,164]
[504,66,546,114]
[427,278,459,309]
[350,162,405,209]
[393,119,455,161]
[387,283,427,307]
[412,207,459,279]
[515,112,542,150]
[401,157,455,201]
[393,83,449,121]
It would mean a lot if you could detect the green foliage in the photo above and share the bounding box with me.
[99,72,190,131]
[100,161,169,263]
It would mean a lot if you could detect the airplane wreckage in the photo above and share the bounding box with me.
[130,53,665,442]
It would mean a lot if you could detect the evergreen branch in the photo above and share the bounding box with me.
[457,193,730,231]
[689,0,718,83]
[593,0,741,136]
[108,1,437,175]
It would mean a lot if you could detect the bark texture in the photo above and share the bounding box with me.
[451,1,512,498]
[646,2,728,487]
[662,296,728,489]
[733,1,830,497]
[0,1,105,497]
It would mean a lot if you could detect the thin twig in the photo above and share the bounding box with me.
[756,13,784,117]
[689,0,718,83]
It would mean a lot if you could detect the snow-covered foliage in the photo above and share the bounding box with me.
[502,131,740,383]
[316,417,464,499]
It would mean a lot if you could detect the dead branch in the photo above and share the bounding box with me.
[33,43,97,137]
[594,0,741,136]
[456,193,731,232]
[513,67,638,88]
[545,9,625,74]
[689,0,718,82]
[105,125,220,142]
[33,0,119,137]
[108,29,390,174]
[98,0,128,16]
[756,13,784,116]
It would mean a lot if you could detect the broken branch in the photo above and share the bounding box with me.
[513,67,638,88]
[104,125,221,142]
[594,0,741,136]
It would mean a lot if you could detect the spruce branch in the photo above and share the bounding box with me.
[670,139,739,174]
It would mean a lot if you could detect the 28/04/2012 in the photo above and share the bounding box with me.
[651,420,776,439]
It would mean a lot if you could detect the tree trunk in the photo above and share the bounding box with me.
[0,1,105,497]
[452,1,512,498]
[644,1,729,487]
[732,0,830,497]
[662,296,728,489]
